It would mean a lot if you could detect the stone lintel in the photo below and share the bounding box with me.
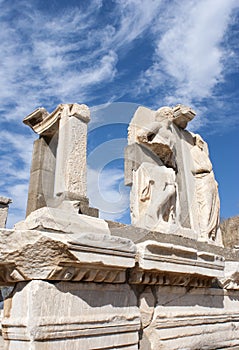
[23,103,90,136]
[0,228,136,284]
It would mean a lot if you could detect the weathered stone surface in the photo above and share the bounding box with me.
[172,104,196,129]
[24,103,97,218]
[0,197,11,228]
[54,104,89,197]
[220,215,239,248]
[126,104,222,246]
[219,261,239,289]
[0,227,136,284]
[191,133,222,243]
[1,100,238,350]
[2,280,140,350]
[139,285,239,350]
[23,103,90,135]
[15,207,109,235]
[130,163,178,234]
[26,137,57,216]
[0,215,238,349]
[128,240,224,287]
[139,286,155,329]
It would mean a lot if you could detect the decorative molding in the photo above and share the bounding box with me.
[49,262,126,283]
[128,269,213,287]
[136,241,225,281]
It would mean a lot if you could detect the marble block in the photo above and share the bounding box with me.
[2,280,140,350]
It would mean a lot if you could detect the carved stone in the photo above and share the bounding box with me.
[0,197,11,228]
[219,261,239,290]
[0,227,136,284]
[126,104,222,245]
[128,240,224,287]
[139,285,239,350]
[24,103,97,218]
[2,280,140,350]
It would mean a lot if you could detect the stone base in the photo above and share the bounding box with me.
[139,285,239,350]
[2,214,239,349]
[3,281,239,350]
[2,280,140,350]
[15,207,108,235]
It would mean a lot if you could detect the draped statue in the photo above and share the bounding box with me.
[125,104,222,246]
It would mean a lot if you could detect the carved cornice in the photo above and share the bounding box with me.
[136,241,225,280]
[49,262,126,283]
[218,261,239,290]
[128,268,213,287]
[0,229,228,288]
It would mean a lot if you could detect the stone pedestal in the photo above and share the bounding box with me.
[1,219,239,349]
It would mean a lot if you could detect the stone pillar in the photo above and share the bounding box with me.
[54,104,89,198]
[0,197,11,228]
[23,104,98,218]
[26,136,57,216]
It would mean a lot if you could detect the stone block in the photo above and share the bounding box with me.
[0,227,136,283]
[139,285,239,350]
[129,240,224,287]
[16,207,109,235]
[2,280,140,350]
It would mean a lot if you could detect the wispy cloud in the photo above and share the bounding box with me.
[0,0,117,120]
[88,166,130,222]
[0,0,163,122]
[0,130,35,227]
[138,0,239,108]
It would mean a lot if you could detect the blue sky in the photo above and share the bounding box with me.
[0,0,238,227]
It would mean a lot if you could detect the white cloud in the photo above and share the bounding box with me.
[88,166,130,222]
[112,0,162,49]
[0,1,117,121]
[0,130,35,227]
[0,0,165,124]
[0,131,34,161]
[139,0,239,106]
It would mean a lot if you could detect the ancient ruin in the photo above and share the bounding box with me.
[0,103,239,349]
[125,105,222,245]
[0,197,11,229]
